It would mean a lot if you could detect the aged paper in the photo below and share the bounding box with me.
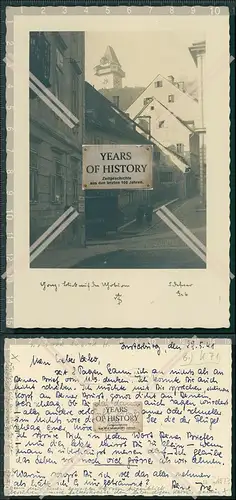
[5,6,230,327]
[5,337,232,496]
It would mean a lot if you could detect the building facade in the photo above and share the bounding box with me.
[94,44,201,195]
[126,73,199,124]
[133,97,195,163]
[84,82,190,235]
[29,31,85,246]
[125,72,201,199]
[189,41,206,206]
[84,82,152,230]
[94,46,199,200]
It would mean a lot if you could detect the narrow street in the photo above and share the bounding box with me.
[73,197,206,269]
[75,247,205,269]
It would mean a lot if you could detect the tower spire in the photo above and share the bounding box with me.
[94,46,125,89]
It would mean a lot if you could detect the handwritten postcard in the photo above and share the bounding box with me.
[4,5,231,328]
[4,337,232,496]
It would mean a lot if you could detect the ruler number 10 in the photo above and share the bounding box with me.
[210,7,220,15]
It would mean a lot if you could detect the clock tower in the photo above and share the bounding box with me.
[94,46,125,89]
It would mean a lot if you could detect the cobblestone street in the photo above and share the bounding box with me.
[73,196,206,269]
[32,196,206,269]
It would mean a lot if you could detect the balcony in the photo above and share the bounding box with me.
[30,33,51,92]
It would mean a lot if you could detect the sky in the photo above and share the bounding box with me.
[85,30,205,89]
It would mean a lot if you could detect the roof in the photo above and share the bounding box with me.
[151,136,189,173]
[85,82,189,174]
[126,72,198,113]
[134,98,155,120]
[134,97,195,133]
[95,46,122,69]
[103,45,121,65]
[94,46,125,77]
[85,82,149,143]
[99,87,145,111]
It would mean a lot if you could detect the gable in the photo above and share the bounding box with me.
[151,106,187,132]
[104,45,120,65]
[135,98,194,134]
[127,73,199,123]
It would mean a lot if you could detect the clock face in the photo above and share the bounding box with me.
[102,78,109,88]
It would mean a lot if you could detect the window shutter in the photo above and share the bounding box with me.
[50,174,56,202]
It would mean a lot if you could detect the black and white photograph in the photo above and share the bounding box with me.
[29,30,206,270]
[5,5,231,328]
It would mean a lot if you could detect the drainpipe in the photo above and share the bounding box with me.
[197,52,206,207]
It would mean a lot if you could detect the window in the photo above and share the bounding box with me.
[71,73,78,115]
[154,80,163,88]
[177,143,184,154]
[56,48,64,71]
[55,67,61,99]
[168,94,175,103]
[30,148,39,202]
[30,33,51,87]
[143,97,152,106]
[51,156,64,203]
[153,151,160,161]
[55,48,64,100]
[158,120,165,128]
[150,106,155,111]
[160,171,173,183]
[71,158,79,202]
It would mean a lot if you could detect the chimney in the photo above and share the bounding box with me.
[112,95,120,108]
[167,75,174,84]
[138,118,149,133]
